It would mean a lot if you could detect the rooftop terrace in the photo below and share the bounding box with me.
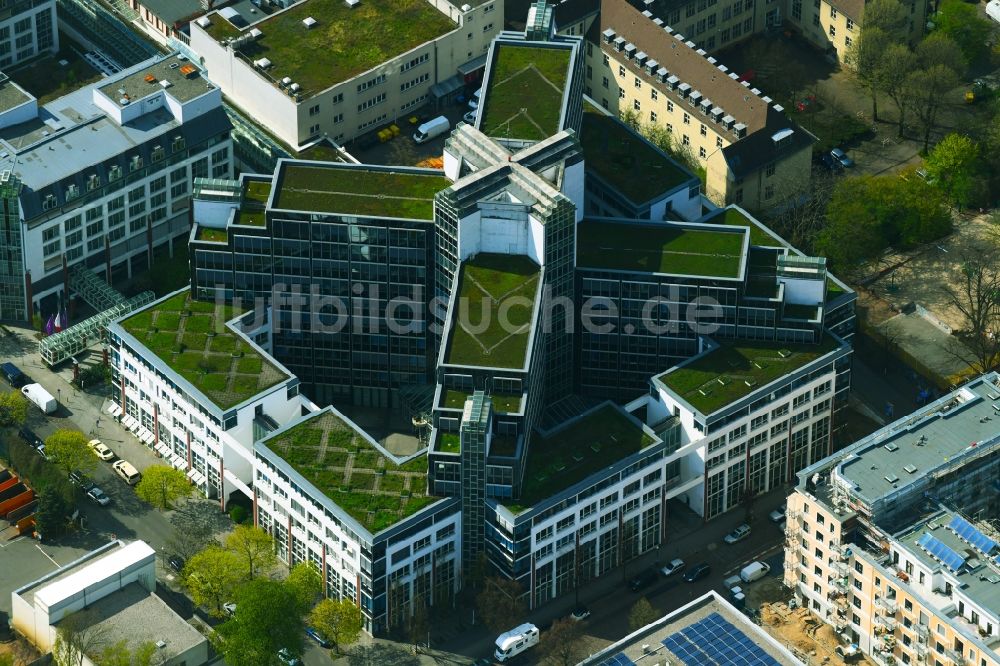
[511,404,656,512]
[445,254,540,369]
[10,47,101,105]
[97,54,215,106]
[119,291,290,410]
[659,336,840,415]
[577,220,745,277]
[699,206,779,247]
[580,110,692,204]
[204,0,455,97]
[273,163,448,219]
[480,43,572,142]
[261,409,435,534]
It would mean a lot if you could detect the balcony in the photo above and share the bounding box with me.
[944,649,965,665]
[876,597,899,614]
[876,615,897,631]
[915,624,929,639]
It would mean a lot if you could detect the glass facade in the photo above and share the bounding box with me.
[0,172,24,321]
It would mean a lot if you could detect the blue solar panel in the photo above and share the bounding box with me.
[662,612,782,666]
[916,532,966,571]
[599,653,637,666]
[948,515,998,555]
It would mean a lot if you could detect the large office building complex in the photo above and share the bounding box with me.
[108,11,855,633]
[189,0,504,150]
[785,373,1000,666]
[0,52,232,321]
[0,0,57,70]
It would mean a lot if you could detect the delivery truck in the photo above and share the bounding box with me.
[412,116,450,144]
[21,383,57,414]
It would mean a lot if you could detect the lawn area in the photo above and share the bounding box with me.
[235,210,266,226]
[262,410,438,533]
[510,405,656,511]
[119,292,289,410]
[244,180,273,205]
[10,43,101,105]
[206,0,455,97]
[441,389,522,412]
[580,111,691,204]
[196,227,228,243]
[297,142,346,163]
[577,220,745,277]
[699,207,778,247]
[658,336,840,414]
[274,164,449,219]
[480,44,571,141]
[445,254,540,369]
[436,431,460,454]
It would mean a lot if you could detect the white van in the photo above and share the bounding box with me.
[494,623,539,662]
[987,0,1000,25]
[740,560,771,584]
[20,383,57,414]
[468,87,483,110]
[412,116,450,144]
[113,459,142,486]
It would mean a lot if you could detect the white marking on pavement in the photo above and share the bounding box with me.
[36,544,60,567]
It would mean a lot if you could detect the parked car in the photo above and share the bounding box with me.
[628,568,658,592]
[277,648,302,666]
[463,109,478,124]
[69,469,88,486]
[167,555,185,572]
[724,524,751,544]
[18,427,44,449]
[683,562,712,583]
[660,558,686,577]
[305,627,332,648]
[1,361,28,388]
[35,444,50,461]
[769,503,786,523]
[830,148,854,168]
[87,486,111,506]
[570,606,591,621]
[88,439,115,461]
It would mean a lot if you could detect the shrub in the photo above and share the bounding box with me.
[229,505,248,524]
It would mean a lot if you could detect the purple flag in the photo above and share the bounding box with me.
[44,314,55,335]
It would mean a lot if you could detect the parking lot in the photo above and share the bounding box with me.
[345,102,473,167]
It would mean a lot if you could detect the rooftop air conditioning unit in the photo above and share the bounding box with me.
[344,0,360,7]
[290,83,300,93]
[159,80,172,88]
[461,2,471,10]
[195,16,211,27]
[280,77,292,86]
[302,16,317,28]
[255,58,272,69]
[248,27,263,39]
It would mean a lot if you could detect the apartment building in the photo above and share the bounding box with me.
[189,0,503,150]
[107,288,306,501]
[588,0,814,210]
[784,373,1000,666]
[0,0,57,69]
[254,407,461,634]
[0,53,232,322]
[786,0,928,62]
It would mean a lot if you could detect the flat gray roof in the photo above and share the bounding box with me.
[837,376,1000,503]
[897,510,1000,620]
[73,583,206,662]
[97,53,213,106]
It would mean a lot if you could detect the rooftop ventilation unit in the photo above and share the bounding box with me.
[280,77,292,86]
[302,16,317,27]
[904,464,918,474]
[290,83,301,93]
[248,27,263,39]
[884,474,899,484]
[159,79,172,88]
[144,73,156,83]
[195,16,211,27]
[155,641,166,649]
[345,0,360,7]
[884,443,899,452]
[254,58,272,69]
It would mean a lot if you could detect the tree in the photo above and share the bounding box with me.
[846,27,891,122]
[36,486,72,539]
[915,32,967,77]
[863,0,908,36]
[407,598,430,653]
[286,562,322,615]
[45,429,97,475]
[167,500,229,560]
[97,640,161,666]
[905,64,961,153]
[347,644,420,666]
[946,254,1000,373]
[225,524,277,580]
[628,597,660,631]
[309,598,363,654]
[215,579,306,666]
[925,134,981,208]
[475,577,526,632]
[539,618,583,666]
[183,546,245,616]
[875,43,917,136]
[934,0,994,65]
[53,610,109,666]
[135,464,192,510]
[0,389,28,427]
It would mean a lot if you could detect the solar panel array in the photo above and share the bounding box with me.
[662,613,782,666]
[916,532,966,571]
[948,515,998,555]
[597,653,637,666]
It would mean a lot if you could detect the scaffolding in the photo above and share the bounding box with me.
[39,266,155,366]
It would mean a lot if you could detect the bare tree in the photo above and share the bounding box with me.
[540,618,584,666]
[53,610,109,666]
[947,254,1000,373]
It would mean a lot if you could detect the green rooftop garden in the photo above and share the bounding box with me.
[274,165,448,220]
[440,389,522,413]
[12,47,102,105]
[480,44,571,141]
[658,336,840,414]
[235,210,266,227]
[205,0,455,96]
[436,431,460,454]
[244,180,272,206]
[509,405,656,512]
[196,227,228,243]
[264,410,436,533]
[580,112,691,204]
[119,292,289,410]
[445,254,540,369]
[700,208,778,247]
[577,220,745,277]
[296,142,346,163]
